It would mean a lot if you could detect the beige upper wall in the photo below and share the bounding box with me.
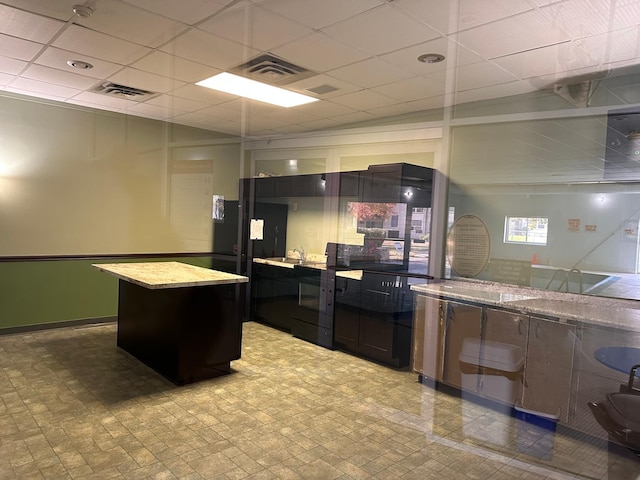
[0,94,242,256]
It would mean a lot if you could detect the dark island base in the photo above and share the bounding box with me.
[117,280,244,385]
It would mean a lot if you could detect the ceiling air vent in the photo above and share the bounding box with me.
[92,81,157,101]
[230,53,315,86]
[305,84,339,95]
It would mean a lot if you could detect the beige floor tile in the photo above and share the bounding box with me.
[0,322,636,479]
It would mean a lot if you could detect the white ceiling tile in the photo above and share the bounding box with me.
[198,5,312,51]
[22,64,99,90]
[145,94,208,113]
[171,111,238,130]
[367,102,426,118]
[393,0,452,33]
[298,118,343,131]
[131,51,216,83]
[107,68,186,94]
[457,9,572,59]
[53,25,151,65]
[258,0,385,29]
[454,80,537,104]
[380,38,482,76]
[0,0,77,21]
[537,0,640,38]
[295,99,357,118]
[123,0,235,26]
[579,27,640,67]
[0,72,14,85]
[372,77,444,102]
[328,58,413,89]
[0,4,65,44]
[160,29,259,70]
[0,56,27,75]
[5,87,69,103]
[493,41,598,80]
[71,91,140,109]
[125,102,182,119]
[406,94,451,111]
[323,5,440,56]
[35,47,122,80]
[0,33,42,61]
[8,77,80,99]
[271,33,369,73]
[330,111,376,125]
[331,90,397,110]
[74,0,188,48]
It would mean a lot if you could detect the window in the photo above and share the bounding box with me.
[504,216,548,245]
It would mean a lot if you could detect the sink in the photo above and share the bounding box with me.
[265,257,301,264]
[263,257,325,267]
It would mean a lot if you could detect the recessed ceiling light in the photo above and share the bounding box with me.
[418,53,445,64]
[72,4,94,18]
[67,60,93,70]
[196,72,319,108]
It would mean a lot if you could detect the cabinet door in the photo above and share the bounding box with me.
[522,317,576,422]
[483,308,528,405]
[412,296,445,380]
[442,302,483,389]
[358,314,395,363]
[334,277,361,351]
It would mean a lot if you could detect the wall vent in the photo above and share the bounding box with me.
[230,53,315,86]
[92,81,157,101]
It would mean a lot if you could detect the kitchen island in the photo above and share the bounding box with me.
[93,262,248,385]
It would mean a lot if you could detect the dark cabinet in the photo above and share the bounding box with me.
[359,163,434,205]
[251,263,298,331]
[339,171,360,197]
[334,273,414,368]
[275,174,326,197]
[290,266,334,349]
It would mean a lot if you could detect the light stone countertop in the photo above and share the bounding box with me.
[411,281,640,332]
[93,262,249,289]
[252,257,363,279]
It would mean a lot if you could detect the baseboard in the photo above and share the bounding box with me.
[0,316,117,336]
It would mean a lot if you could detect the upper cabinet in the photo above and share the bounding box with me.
[274,174,327,197]
[360,163,433,205]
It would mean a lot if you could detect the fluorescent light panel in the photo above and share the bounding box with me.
[196,72,319,108]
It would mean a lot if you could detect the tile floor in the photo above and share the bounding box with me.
[0,321,638,479]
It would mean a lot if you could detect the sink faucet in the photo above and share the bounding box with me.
[293,247,305,262]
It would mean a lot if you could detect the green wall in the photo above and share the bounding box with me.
[0,256,215,331]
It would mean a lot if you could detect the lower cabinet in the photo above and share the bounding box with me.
[441,301,482,389]
[521,316,576,423]
[411,296,445,380]
[251,263,298,331]
[412,295,577,421]
[335,274,414,368]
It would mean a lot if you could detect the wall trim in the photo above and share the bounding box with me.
[0,316,117,336]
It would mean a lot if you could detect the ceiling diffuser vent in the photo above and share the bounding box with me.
[230,53,315,86]
[92,81,157,101]
[305,84,339,95]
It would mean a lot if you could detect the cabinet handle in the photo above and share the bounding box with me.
[535,322,541,339]
[518,318,523,335]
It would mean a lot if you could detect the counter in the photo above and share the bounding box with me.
[93,262,248,385]
[410,279,640,438]
[411,280,640,331]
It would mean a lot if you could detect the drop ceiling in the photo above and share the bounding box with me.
[1,0,640,140]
